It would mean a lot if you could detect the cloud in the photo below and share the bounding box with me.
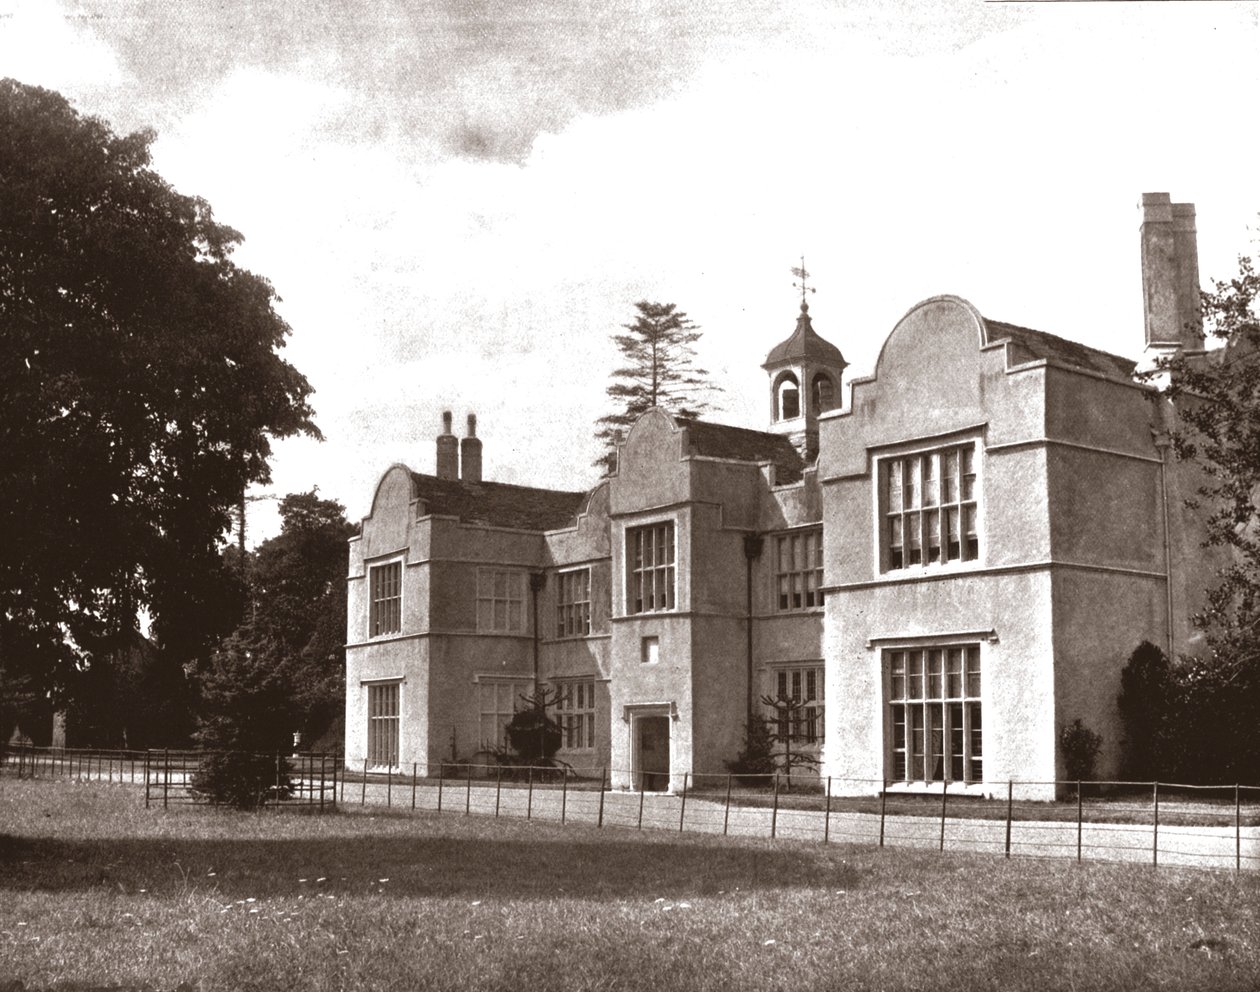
[0,0,126,90]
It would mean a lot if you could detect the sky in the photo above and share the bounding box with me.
[4,0,1259,543]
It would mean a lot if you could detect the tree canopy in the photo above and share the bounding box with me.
[594,300,718,473]
[0,79,319,703]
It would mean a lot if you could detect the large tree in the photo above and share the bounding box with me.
[594,300,718,473]
[0,79,319,707]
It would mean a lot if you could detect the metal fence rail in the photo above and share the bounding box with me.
[4,746,1257,871]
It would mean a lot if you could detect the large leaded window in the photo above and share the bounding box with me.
[627,522,675,614]
[556,679,597,750]
[883,443,979,571]
[556,569,592,638]
[775,530,824,611]
[368,561,402,637]
[367,682,400,769]
[767,665,825,745]
[477,679,525,750]
[888,646,982,784]
[477,569,526,633]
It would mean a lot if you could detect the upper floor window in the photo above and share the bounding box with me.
[627,522,676,613]
[368,560,402,636]
[477,568,526,633]
[775,530,823,611]
[882,443,978,571]
[556,568,592,638]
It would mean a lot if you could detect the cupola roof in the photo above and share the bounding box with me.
[762,301,848,370]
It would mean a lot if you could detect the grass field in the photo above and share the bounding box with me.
[2,779,1259,991]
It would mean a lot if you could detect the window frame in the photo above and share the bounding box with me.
[476,676,530,751]
[368,558,403,638]
[366,681,401,770]
[626,520,677,615]
[879,441,980,574]
[555,568,592,639]
[773,529,824,612]
[476,568,528,634]
[554,678,598,751]
[765,663,825,746]
[886,644,982,785]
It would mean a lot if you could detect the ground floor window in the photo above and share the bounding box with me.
[766,665,825,745]
[367,682,400,769]
[888,645,981,783]
[555,680,597,750]
[478,679,525,750]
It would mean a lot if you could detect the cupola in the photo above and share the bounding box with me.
[762,296,847,462]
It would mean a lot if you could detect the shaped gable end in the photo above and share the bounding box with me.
[822,296,1045,480]
[360,464,418,561]
[608,408,690,515]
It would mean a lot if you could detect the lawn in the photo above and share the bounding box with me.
[1,779,1258,992]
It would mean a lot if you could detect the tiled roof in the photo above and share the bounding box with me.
[985,319,1137,380]
[763,303,848,370]
[409,473,588,532]
[676,417,806,484]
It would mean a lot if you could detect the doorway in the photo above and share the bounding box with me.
[635,715,670,792]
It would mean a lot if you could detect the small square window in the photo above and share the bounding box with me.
[641,636,660,665]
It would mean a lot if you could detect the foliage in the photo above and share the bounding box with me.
[759,693,822,788]
[189,623,295,807]
[725,716,777,786]
[502,687,564,766]
[0,79,318,707]
[1144,253,1260,677]
[594,300,719,473]
[1059,719,1102,783]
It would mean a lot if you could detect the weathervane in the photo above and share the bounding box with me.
[791,256,816,306]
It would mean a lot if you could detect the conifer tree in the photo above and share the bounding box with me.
[595,301,718,473]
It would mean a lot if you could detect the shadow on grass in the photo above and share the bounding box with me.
[0,823,868,901]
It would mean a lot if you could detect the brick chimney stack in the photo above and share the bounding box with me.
[460,413,482,483]
[435,410,458,480]
[1141,192,1204,356]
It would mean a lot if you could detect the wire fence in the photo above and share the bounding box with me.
[4,745,1258,872]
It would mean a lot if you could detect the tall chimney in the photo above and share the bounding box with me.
[460,412,482,483]
[435,410,458,480]
[1141,192,1203,354]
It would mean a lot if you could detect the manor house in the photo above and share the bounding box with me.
[344,193,1220,798]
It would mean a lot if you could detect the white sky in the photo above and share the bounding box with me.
[4,0,1259,543]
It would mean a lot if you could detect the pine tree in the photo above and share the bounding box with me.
[595,301,718,473]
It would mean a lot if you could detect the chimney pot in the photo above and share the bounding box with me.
[460,411,483,483]
[435,409,458,480]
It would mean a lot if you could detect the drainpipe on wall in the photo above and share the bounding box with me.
[743,534,764,727]
[1153,431,1176,659]
[529,572,547,699]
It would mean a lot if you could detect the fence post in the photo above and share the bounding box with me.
[560,767,568,825]
[386,763,392,808]
[1152,781,1159,868]
[437,762,445,812]
[144,752,150,808]
[939,783,948,852]
[723,774,732,837]
[1005,780,1013,859]
[495,765,502,818]
[679,772,688,833]
[411,762,418,811]
[274,752,281,804]
[597,768,606,828]
[637,780,645,830]
[163,749,170,809]
[361,758,367,806]
[771,774,779,840]
[319,754,326,812]
[824,777,831,844]
[466,763,473,817]
[1076,781,1083,862]
[526,765,534,821]
[1236,784,1242,873]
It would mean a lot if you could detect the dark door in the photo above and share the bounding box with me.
[637,716,670,792]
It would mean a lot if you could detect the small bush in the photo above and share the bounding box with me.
[1060,719,1102,783]
[190,750,291,809]
[726,717,776,787]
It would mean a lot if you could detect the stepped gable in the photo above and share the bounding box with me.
[409,472,588,532]
[985,318,1137,380]
[676,416,807,484]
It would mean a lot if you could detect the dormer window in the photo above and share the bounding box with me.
[775,373,801,421]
